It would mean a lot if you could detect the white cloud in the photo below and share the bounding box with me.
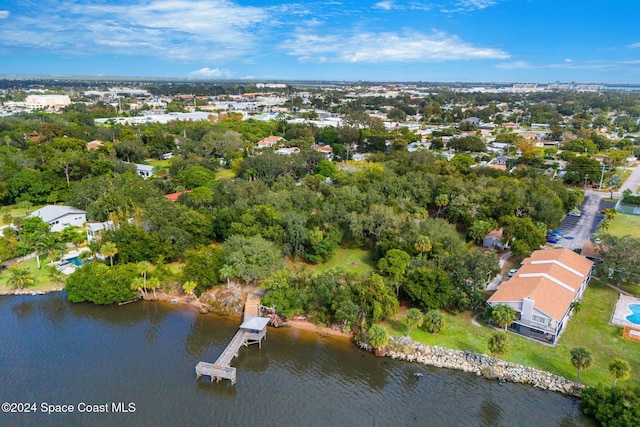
[442,0,499,13]
[0,10,9,19]
[374,1,395,10]
[189,67,233,78]
[281,29,509,63]
[564,58,573,63]
[0,0,271,60]
[627,42,640,49]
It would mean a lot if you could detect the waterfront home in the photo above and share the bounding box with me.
[487,248,593,344]
[30,205,87,233]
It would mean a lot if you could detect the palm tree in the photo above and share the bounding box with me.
[136,261,155,297]
[414,235,432,258]
[146,277,161,301]
[405,308,423,336]
[367,324,388,350]
[100,242,118,267]
[570,347,594,385]
[182,281,198,299]
[608,359,631,389]
[7,267,36,290]
[490,304,516,330]
[570,301,582,315]
[130,277,148,300]
[487,332,509,377]
[47,264,65,285]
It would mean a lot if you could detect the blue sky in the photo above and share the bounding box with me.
[2,0,640,83]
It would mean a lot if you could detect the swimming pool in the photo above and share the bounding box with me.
[64,256,89,267]
[625,303,640,325]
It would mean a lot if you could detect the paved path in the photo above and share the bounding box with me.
[487,251,512,291]
[619,164,640,195]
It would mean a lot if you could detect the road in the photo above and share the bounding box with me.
[619,163,640,195]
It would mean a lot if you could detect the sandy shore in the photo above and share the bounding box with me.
[284,319,353,339]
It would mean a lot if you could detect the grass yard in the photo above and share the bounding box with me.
[0,257,65,293]
[288,247,375,276]
[145,159,171,168]
[0,204,45,226]
[606,212,640,238]
[387,278,640,388]
[215,168,237,180]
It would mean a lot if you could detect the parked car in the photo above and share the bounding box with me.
[508,269,518,277]
[568,211,581,217]
[592,184,600,189]
[593,238,602,244]
[548,229,563,237]
[546,236,559,244]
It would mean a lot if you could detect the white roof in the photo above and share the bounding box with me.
[30,205,87,223]
[240,317,269,331]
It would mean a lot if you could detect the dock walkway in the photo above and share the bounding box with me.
[195,289,269,385]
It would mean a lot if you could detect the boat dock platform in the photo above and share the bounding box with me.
[196,291,268,385]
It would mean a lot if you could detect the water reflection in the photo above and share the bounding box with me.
[0,294,595,427]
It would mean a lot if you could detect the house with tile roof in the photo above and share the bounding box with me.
[256,136,284,149]
[487,248,593,344]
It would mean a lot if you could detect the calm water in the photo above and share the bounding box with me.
[0,293,593,427]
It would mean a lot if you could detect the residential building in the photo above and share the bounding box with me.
[256,135,284,149]
[483,229,505,250]
[487,248,594,344]
[30,205,87,233]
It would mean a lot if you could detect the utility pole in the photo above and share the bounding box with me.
[598,162,606,190]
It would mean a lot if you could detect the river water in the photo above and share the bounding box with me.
[0,293,593,427]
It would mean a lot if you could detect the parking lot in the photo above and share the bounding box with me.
[549,193,616,250]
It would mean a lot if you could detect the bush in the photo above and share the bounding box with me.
[581,385,640,426]
[66,262,138,304]
[423,309,444,334]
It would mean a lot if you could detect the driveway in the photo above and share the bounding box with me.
[619,164,640,195]
[550,192,615,250]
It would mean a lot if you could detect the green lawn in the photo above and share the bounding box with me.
[288,247,375,276]
[607,213,640,238]
[387,279,640,388]
[0,257,65,293]
[215,168,237,180]
[145,159,171,168]
[0,204,45,226]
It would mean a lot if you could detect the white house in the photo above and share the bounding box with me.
[135,163,155,179]
[30,205,87,232]
[487,248,593,344]
[86,221,114,243]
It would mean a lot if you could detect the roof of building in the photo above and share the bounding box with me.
[240,316,270,331]
[484,228,503,239]
[164,190,192,202]
[581,241,602,260]
[86,140,103,150]
[488,248,593,321]
[30,205,87,223]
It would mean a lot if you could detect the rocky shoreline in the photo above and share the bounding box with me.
[359,336,583,397]
[0,287,64,296]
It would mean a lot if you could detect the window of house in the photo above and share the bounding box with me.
[532,315,546,324]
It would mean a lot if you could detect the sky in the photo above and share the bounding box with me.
[1,0,640,83]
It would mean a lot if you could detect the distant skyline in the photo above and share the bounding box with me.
[2,1,640,83]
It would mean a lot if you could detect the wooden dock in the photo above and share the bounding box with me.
[195,290,269,385]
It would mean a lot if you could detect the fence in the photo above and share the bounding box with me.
[614,199,640,216]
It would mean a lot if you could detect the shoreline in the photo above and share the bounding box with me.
[0,290,583,397]
[0,287,64,296]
